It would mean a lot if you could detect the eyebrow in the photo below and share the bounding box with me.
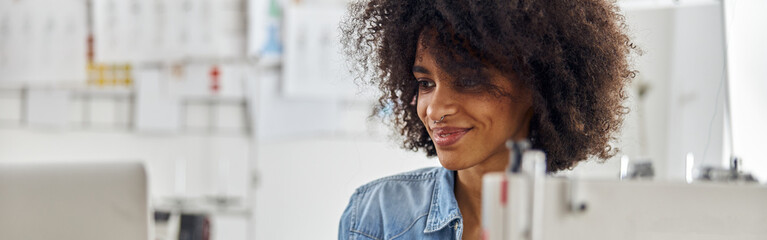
[412,65,431,74]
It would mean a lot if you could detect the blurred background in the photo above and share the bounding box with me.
[0,0,764,239]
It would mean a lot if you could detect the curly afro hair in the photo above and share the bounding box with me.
[341,0,636,172]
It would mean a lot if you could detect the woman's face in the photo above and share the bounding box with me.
[414,42,533,171]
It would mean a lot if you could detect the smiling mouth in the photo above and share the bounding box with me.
[432,127,472,147]
[439,132,457,138]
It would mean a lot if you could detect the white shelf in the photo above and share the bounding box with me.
[153,196,252,216]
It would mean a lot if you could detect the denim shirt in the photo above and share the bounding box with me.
[338,167,464,240]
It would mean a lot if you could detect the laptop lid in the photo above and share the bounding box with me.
[0,161,150,240]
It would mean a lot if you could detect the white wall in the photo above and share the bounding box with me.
[724,0,767,182]
[665,2,727,180]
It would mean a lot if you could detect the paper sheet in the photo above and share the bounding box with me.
[0,0,86,84]
[134,67,181,133]
[282,4,357,100]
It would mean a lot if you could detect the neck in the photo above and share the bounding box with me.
[454,160,507,215]
[455,168,485,211]
[454,148,509,238]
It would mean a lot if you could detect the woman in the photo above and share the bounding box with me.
[339,0,635,239]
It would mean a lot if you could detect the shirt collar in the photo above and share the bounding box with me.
[424,167,462,233]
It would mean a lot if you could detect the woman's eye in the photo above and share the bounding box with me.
[417,80,435,89]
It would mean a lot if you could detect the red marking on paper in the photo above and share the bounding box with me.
[210,66,220,93]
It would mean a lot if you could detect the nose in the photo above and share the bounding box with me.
[425,84,459,124]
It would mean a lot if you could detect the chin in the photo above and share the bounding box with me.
[437,152,474,171]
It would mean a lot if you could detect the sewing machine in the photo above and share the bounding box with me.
[481,141,767,240]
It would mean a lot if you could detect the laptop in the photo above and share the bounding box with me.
[0,161,150,240]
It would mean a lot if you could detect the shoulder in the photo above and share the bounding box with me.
[339,167,444,240]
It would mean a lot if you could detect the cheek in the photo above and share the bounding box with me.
[499,102,532,137]
[480,99,517,131]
